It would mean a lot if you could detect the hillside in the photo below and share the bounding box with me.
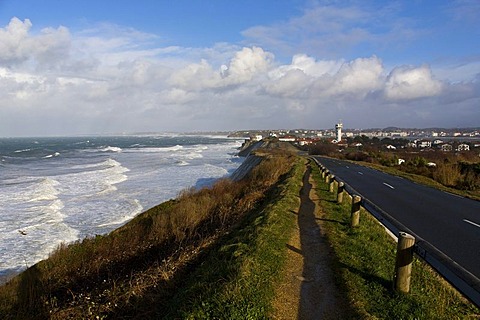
[0,142,301,319]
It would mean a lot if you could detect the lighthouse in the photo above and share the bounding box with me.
[335,122,343,142]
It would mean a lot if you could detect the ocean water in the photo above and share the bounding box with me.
[0,134,243,281]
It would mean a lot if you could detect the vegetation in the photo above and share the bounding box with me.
[2,139,479,319]
[308,136,480,198]
[310,163,479,319]
[166,156,304,319]
[0,148,300,319]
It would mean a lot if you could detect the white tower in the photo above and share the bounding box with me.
[335,122,343,142]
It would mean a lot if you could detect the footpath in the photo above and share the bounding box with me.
[272,165,351,319]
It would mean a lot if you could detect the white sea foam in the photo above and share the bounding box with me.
[70,158,121,170]
[125,145,184,153]
[43,152,60,159]
[58,158,129,197]
[0,135,244,282]
[27,178,60,202]
[97,199,143,227]
[14,148,31,153]
[101,146,122,152]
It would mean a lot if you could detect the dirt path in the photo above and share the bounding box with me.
[272,165,350,319]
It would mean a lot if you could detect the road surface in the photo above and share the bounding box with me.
[314,156,480,279]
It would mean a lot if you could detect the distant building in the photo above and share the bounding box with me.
[298,138,316,146]
[252,135,263,141]
[418,140,432,148]
[457,143,470,151]
[441,144,453,152]
[278,136,296,142]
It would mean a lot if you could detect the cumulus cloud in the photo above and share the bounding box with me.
[269,54,342,79]
[223,47,273,83]
[321,56,384,97]
[384,65,443,100]
[170,46,273,91]
[0,16,479,136]
[264,55,384,99]
[0,17,35,65]
[0,17,71,68]
[264,69,313,98]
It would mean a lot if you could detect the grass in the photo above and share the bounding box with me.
[0,148,302,319]
[310,162,480,319]
[163,157,305,319]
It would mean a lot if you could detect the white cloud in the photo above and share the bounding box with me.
[269,54,342,79]
[0,15,478,136]
[264,69,313,98]
[265,55,384,99]
[223,47,273,83]
[322,56,384,97]
[0,17,33,64]
[0,17,71,68]
[170,46,273,91]
[384,65,443,100]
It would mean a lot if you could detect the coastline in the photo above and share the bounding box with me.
[0,135,245,285]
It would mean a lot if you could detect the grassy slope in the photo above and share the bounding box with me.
[163,158,305,319]
[310,162,480,319]
[0,148,303,319]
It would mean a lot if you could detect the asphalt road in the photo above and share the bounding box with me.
[314,156,480,279]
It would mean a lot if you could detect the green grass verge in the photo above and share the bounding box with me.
[162,158,305,319]
[310,164,480,319]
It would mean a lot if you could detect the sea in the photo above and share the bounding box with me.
[0,134,244,282]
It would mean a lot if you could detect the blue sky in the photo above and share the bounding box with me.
[0,0,479,136]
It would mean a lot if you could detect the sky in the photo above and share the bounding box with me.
[0,0,479,136]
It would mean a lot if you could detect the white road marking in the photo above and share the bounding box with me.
[358,172,363,175]
[464,219,480,229]
[383,182,395,189]
[346,166,349,168]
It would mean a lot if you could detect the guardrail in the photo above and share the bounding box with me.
[311,157,480,308]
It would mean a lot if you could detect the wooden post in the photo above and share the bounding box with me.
[350,195,361,227]
[394,232,416,293]
[337,182,344,203]
[329,175,336,192]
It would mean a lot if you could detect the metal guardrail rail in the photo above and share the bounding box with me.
[311,157,480,308]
